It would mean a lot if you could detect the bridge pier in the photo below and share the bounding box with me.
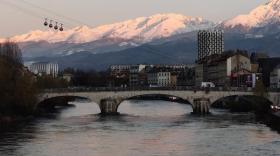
[192,98,210,114]
[99,98,123,115]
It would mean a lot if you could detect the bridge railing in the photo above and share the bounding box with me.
[43,86,263,93]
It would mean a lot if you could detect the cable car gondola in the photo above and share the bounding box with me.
[59,24,63,31]
[44,18,48,26]
[49,20,53,28]
[43,18,64,31]
[54,22,58,30]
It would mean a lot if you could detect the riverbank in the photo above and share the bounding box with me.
[0,98,76,128]
[212,95,272,113]
[0,115,34,131]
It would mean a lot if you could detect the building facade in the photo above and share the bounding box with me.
[177,68,195,86]
[258,58,280,87]
[30,62,59,77]
[110,65,131,77]
[195,53,252,87]
[157,72,171,87]
[129,64,146,87]
[270,65,280,89]
[147,71,171,87]
[198,30,224,60]
[195,64,206,86]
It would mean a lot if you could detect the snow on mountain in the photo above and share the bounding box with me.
[222,0,280,30]
[0,13,215,44]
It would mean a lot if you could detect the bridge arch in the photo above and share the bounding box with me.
[37,95,93,110]
[38,93,193,114]
[108,93,192,114]
[125,94,191,104]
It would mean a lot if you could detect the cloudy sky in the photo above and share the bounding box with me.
[0,0,267,37]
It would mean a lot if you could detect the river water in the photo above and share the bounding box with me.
[0,100,280,156]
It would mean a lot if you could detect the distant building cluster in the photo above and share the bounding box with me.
[109,29,280,90]
[109,51,271,89]
[196,30,263,88]
[109,64,195,88]
[24,29,280,90]
[29,62,59,77]
[195,30,280,89]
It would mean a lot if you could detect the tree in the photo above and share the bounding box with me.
[253,80,268,98]
[0,42,38,116]
[0,41,22,64]
[36,74,69,89]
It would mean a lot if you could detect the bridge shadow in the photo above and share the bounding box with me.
[126,94,191,105]
[211,95,272,113]
[36,96,91,115]
[255,114,280,134]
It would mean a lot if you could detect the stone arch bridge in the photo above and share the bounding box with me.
[39,90,280,114]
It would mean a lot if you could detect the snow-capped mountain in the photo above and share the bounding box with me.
[0,13,215,44]
[221,0,280,33]
[4,3,280,70]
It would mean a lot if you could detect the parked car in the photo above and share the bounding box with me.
[201,82,215,88]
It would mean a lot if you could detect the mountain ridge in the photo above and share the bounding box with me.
[221,0,280,33]
[0,13,215,44]
[5,1,280,70]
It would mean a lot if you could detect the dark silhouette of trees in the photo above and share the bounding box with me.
[36,74,69,89]
[64,68,111,87]
[0,42,38,116]
[0,41,22,64]
[253,80,268,98]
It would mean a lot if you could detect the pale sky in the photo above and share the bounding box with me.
[0,0,268,37]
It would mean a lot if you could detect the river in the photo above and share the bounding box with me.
[0,100,280,156]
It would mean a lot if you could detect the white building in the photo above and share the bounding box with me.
[110,65,131,76]
[270,65,280,89]
[226,54,251,77]
[110,65,131,71]
[158,72,171,87]
[148,71,171,87]
[30,62,59,77]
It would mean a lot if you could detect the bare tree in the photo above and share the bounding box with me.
[0,42,38,116]
[0,41,22,64]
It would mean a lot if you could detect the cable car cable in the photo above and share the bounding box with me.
[0,0,62,29]
[13,0,92,27]
[0,0,67,31]
[140,45,182,62]
[0,0,44,20]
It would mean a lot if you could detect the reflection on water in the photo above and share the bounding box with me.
[0,100,280,156]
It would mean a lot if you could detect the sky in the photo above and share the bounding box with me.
[0,0,268,37]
